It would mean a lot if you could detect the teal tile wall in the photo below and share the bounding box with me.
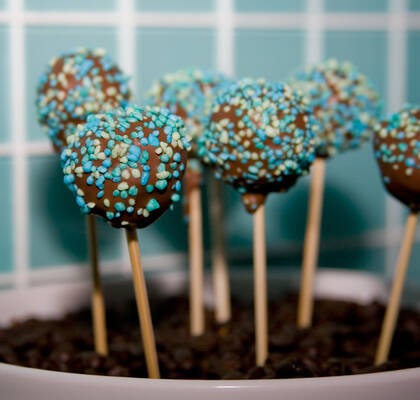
[324,30,387,232]
[137,0,214,12]
[0,0,418,281]
[235,0,304,12]
[0,0,5,10]
[407,31,420,104]
[0,26,9,143]
[325,0,387,12]
[0,157,13,273]
[409,0,420,11]
[321,30,387,267]
[25,0,116,11]
[324,31,387,98]
[25,26,117,143]
[235,29,305,81]
[28,155,122,268]
[136,27,216,100]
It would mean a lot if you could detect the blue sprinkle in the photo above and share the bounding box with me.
[141,171,149,186]
[171,193,180,202]
[64,174,75,185]
[115,202,126,212]
[148,135,159,146]
[146,198,160,212]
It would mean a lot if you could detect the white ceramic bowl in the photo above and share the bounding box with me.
[1,268,419,400]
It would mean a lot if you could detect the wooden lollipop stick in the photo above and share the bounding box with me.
[126,229,160,379]
[209,175,231,324]
[188,185,205,336]
[86,215,108,356]
[254,204,268,366]
[297,157,326,329]
[375,212,419,365]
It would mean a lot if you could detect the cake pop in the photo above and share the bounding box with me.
[36,48,132,356]
[373,105,420,365]
[374,105,420,210]
[290,59,382,328]
[291,58,381,158]
[199,78,315,366]
[199,78,315,211]
[62,104,190,378]
[147,68,232,333]
[36,47,131,152]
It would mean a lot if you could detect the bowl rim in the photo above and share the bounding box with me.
[1,362,420,388]
[0,267,419,386]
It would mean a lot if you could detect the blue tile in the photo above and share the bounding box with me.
[0,157,13,273]
[137,27,216,101]
[325,30,387,101]
[226,145,385,244]
[235,29,305,81]
[235,0,304,12]
[407,31,420,104]
[318,247,385,272]
[406,242,420,281]
[0,26,9,143]
[409,0,420,11]
[325,0,387,12]
[0,0,6,10]
[137,0,214,12]
[136,173,214,257]
[136,198,189,256]
[25,26,117,143]
[25,0,115,11]
[324,146,386,236]
[28,155,122,269]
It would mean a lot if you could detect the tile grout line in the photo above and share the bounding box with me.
[385,0,408,279]
[10,0,28,290]
[0,11,419,29]
[305,0,324,66]
[118,0,136,273]
[216,0,234,76]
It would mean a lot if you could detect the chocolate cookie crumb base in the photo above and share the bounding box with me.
[1,295,420,379]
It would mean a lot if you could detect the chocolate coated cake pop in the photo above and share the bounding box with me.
[198,78,316,213]
[373,105,420,211]
[61,105,190,229]
[290,58,381,158]
[36,48,132,152]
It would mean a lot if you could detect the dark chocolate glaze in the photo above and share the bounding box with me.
[373,106,420,212]
[36,48,132,152]
[62,106,189,229]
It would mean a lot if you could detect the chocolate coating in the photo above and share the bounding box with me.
[198,79,316,213]
[290,59,382,158]
[146,67,230,155]
[373,105,420,211]
[61,105,190,229]
[36,48,132,152]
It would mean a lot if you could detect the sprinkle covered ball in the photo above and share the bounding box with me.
[61,105,190,229]
[198,78,316,213]
[290,58,382,158]
[373,105,420,211]
[36,48,131,152]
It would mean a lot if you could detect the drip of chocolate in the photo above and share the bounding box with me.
[290,58,382,158]
[36,48,132,152]
[61,105,190,229]
[198,78,316,213]
[373,105,420,211]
